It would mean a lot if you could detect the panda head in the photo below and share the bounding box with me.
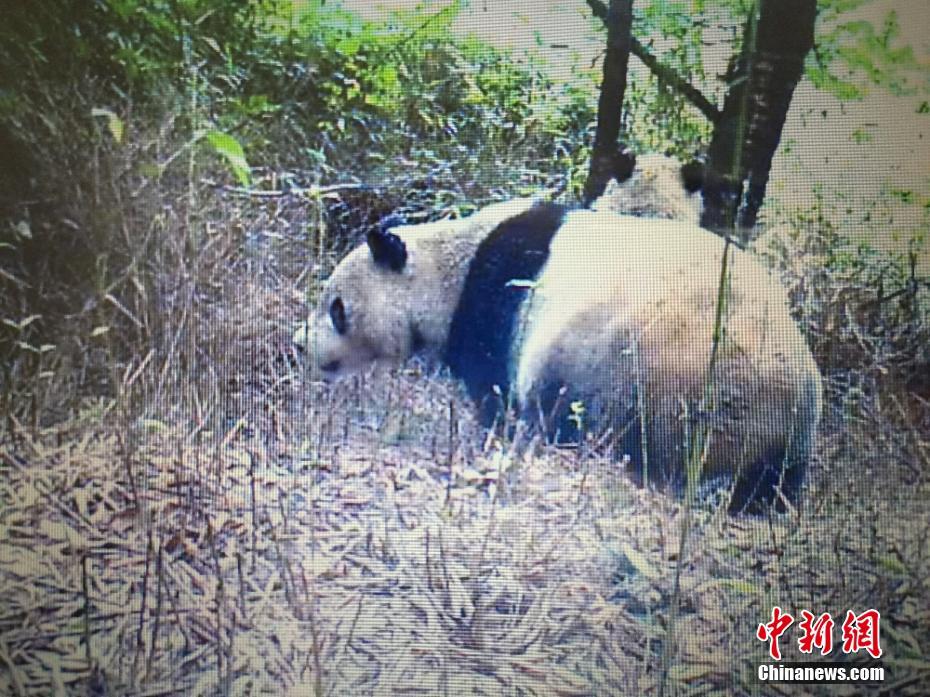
[293,198,544,380]
[592,153,705,223]
[292,222,416,379]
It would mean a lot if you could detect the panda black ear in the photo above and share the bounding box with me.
[612,147,637,183]
[367,228,408,272]
[681,159,706,194]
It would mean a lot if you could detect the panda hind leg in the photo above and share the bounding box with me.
[519,378,656,493]
[727,445,807,515]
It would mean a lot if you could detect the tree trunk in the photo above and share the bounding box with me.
[583,0,634,206]
[700,0,817,239]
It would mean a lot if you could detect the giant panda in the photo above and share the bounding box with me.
[293,188,822,514]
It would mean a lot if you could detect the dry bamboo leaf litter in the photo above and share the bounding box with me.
[0,359,927,695]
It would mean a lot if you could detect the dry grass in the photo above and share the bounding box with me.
[1,360,927,696]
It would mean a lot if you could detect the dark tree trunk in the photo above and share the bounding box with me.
[586,0,816,236]
[700,0,817,239]
[583,0,634,206]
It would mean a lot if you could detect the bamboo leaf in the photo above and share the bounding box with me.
[91,107,124,143]
[205,130,251,187]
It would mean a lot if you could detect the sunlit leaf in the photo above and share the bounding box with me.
[91,107,124,144]
[204,130,251,187]
[203,36,222,55]
[336,35,361,56]
[141,419,170,432]
[14,221,32,239]
[377,64,398,92]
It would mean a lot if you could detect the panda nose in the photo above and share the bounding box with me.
[320,359,341,373]
[292,324,309,351]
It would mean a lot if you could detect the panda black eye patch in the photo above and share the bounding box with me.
[329,297,348,335]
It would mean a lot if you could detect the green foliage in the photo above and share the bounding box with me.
[568,400,586,434]
[623,75,712,158]
[0,0,269,195]
[234,0,578,181]
[91,108,126,144]
[0,0,598,203]
[0,0,266,99]
[616,0,928,158]
[635,1,709,80]
[813,5,927,100]
[204,130,251,186]
[11,0,920,203]
[623,1,729,157]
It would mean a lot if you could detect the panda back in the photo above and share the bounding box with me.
[540,211,783,312]
[514,210,801,405]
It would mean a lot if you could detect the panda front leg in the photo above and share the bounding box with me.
[512,316,627,449]
[512,321,576,445]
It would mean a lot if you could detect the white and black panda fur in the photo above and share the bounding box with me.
[294,185,821,514]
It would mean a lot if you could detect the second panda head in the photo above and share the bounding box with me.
[592,153,705,223]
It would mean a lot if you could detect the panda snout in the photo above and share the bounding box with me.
[320,359,341,373]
